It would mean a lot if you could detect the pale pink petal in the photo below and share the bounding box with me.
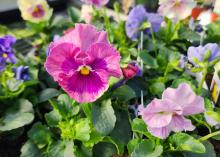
[148,126,171,139]
[170,115,195,132]
[162,83,205,116]
[141,99,182,128]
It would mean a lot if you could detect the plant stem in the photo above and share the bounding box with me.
[198,69,208,94]
[199,130,220,141]
[191,116,212,133]
[150,27,157,56]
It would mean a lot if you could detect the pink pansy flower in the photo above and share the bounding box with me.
[45,24,121,103]
[158,0,196,20]
[80,0,109,7]
[139,83,205,139]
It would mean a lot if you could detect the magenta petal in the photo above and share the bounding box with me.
[59,70,109,103]
[162,83,205,116]
[170,115,195,132]
[148,126,171,139]
[140,99,182,128]
[45,43,80,81]
[88,43,122,78]
[54,24,109,51]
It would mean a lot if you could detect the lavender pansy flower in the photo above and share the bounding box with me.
[125,5,163,41]
[12,66,30,81]
[188,43,220,64]
[139,83,205,139]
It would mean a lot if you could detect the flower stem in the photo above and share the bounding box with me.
[199,130,220,141]
[150,27,157,56]
[198,69,207,94]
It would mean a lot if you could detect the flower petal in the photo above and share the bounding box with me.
[45,43,80,81]
[162,83,205,116]
[53,24,109,51]
[140,99,182,128]
[170,115,195,132]
[148,126,171,139]
[59,69,109,103]
[88,43,122,78]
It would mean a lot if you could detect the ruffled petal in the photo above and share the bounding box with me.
[53,24,109,51]
[88,43,121,78]
[140,99,182,128]
[58,69,109,103]
[162,83,205,116]
[170,115,195,132]
[45,43,80,81]
[148,126,171,139]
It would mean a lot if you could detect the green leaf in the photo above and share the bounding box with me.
[139,51,158,69]
[57,94,80,117]
[132,118,148,136]
[149,82,165,96]
[92,99,116,136]
[183,140,216,157]
[0,99,34,131]
[20,140,45,157]
[84,129,104,148]
[74,118,91,141]
[48,140,75,157]
[169,133,206,154]
[38,88,60,103]
[28,122,53,149]
[67,7,80,23]
[126,77,148,97]
[59,118,91,141]
[127,139,141,154]
[45,110,62,127]
[131,140,163,157]
[110,110,132,145]
[112,85,136,102]
[93,142,117,157]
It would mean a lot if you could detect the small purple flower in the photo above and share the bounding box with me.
[0,35,16,71]
[12,66,30,81]
[188,43,220,64]
[125,5,163,41]
[139,83,205,139]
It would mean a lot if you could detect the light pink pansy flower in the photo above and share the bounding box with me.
[45,24,121,103]
[80,0,109,7]
[158,0,196,21]
[139,83,205,139]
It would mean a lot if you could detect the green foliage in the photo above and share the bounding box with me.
[91,99,116,136]
[169,133,206,154]
[0,99,34,131]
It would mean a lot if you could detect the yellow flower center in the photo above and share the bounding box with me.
[80,66,90,75]
[2,53,7,58]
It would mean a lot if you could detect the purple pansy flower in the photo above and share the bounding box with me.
[12,66,30,81]
[45,24,121,103]
[125,5,163,41]
[188,43,220,64]
[0,35,16,72]
[139,83,205,139]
